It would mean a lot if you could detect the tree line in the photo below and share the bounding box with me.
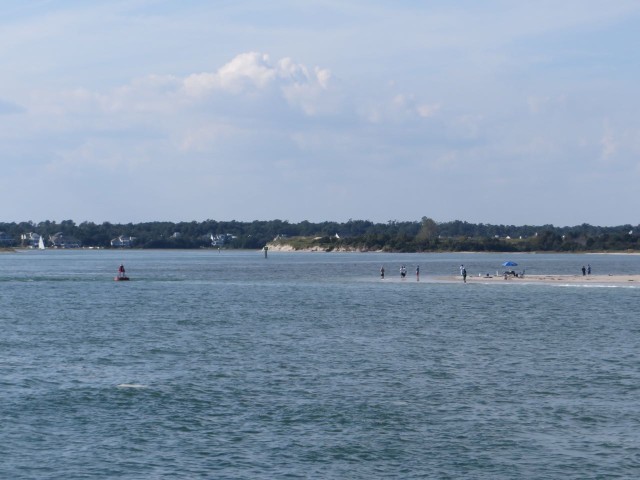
[1,218,638,252]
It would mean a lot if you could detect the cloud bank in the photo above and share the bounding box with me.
[1,1,639,226]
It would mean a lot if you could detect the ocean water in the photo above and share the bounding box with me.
[1,250,639,479]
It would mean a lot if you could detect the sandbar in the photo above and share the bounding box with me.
[440,274,639,285]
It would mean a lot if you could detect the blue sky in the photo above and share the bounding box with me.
[1,0,639,226]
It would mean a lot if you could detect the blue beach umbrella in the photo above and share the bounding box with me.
[502,261,518,267]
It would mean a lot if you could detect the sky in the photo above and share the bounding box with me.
[1,0,639,227]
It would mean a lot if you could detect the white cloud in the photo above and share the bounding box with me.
[416,103,440,118]
[179,52,334,116]
[362,92,441,124]
[24,52,340,154]
[183,52,276,96]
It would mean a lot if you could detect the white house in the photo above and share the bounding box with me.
[110,236,136,248]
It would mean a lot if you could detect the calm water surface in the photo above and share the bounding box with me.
[1,250,639,479]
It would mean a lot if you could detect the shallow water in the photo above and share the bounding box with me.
[1,250,639,478]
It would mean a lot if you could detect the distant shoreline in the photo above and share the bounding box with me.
[265,244,640,254]
[4,245,640,255]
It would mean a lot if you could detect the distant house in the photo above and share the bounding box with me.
[50,232,81,248]
[0,232,15,246]
[22,232,43,248]
[210,233,236,247]
[110,236,136,248]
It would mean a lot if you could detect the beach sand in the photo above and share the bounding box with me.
[440,274,639,285]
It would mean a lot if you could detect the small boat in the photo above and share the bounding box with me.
[114,276,130,281]
[38,235,46,250]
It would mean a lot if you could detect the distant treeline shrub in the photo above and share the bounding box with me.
[0,218,638,252]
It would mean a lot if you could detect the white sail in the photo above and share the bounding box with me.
[38,235,46,250]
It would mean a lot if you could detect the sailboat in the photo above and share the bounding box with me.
[38,235,46,250]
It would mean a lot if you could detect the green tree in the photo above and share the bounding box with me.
[416,216,438,242]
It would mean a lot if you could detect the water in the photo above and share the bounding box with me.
[1,250,639,479]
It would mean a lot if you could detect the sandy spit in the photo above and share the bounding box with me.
[439,274,639,284]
